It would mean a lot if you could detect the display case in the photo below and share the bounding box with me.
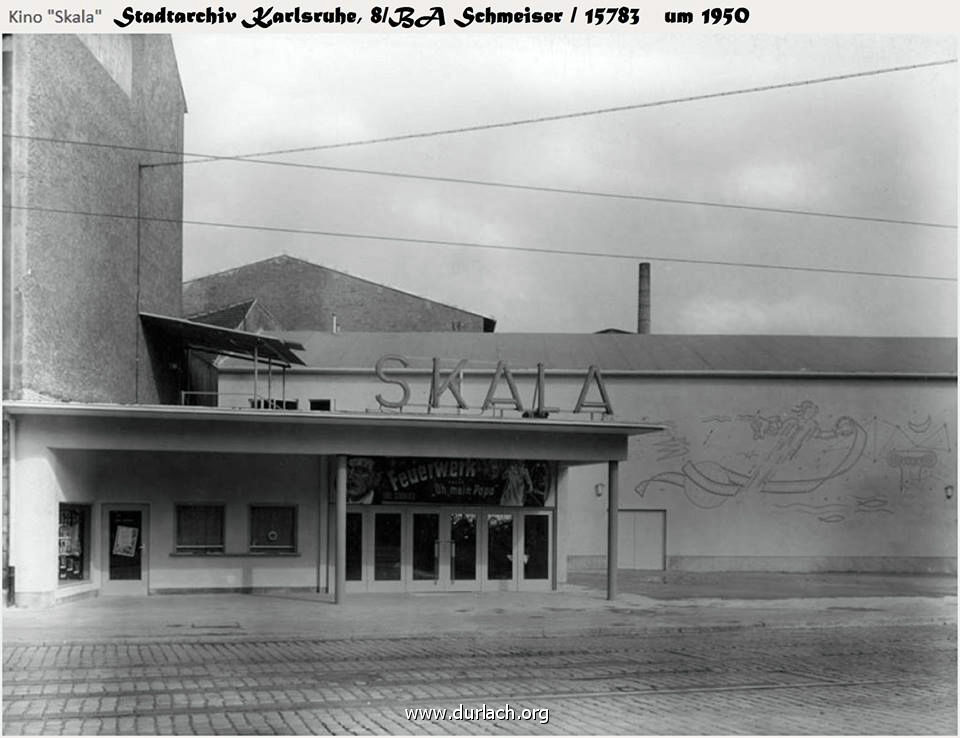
[58,506,86,580]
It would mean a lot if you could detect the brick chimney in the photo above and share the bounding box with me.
[637,262,651,334]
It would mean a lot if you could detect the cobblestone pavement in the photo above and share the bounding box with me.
[3,624,956,735]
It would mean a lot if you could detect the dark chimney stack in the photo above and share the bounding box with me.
[637,262,651,334]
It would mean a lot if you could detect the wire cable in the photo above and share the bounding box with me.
[7,203,955,283]
[190,58,959,161]
[4,134,955,230]
[195,161,960,230]
[6,58,956,230]
[6,57,956,167]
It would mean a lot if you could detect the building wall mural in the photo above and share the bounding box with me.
[562,379,956,570]
[634,399,954,526]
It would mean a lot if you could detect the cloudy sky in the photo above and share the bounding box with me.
[171,33,957,335]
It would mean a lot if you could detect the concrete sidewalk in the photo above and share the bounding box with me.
[2,572,956,644]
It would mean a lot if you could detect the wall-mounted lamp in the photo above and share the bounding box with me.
[946,485,954,500]
[594,483,606,497]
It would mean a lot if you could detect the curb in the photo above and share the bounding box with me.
[3,613,955,648]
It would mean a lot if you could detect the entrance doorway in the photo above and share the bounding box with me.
[101,505,149,595]
[485,511,553,592]
[344,507,552,593]
[408,510,477,592]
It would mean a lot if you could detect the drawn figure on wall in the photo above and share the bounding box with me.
[636,401,867,510]
[651,422,690,461]
[742,402,855,494]
[872,414,952,495]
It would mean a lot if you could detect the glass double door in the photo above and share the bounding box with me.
[345,507,552,593]
[409,511,478,591]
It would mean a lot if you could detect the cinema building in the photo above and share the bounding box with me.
[6,325,957,608]
[3,35,956,609]
[216,332,957,585]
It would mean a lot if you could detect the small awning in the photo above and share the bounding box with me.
[140,312,306,366]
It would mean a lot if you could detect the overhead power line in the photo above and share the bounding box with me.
[185,161,960,230]
[8,203,956,283]
[190,58,959,161]
[6,57,956,168]
[5,133,956,230]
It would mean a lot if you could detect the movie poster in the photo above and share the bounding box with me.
[346,457,552,507]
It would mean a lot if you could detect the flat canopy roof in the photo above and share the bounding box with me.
[140,312,306,366]
[5,402,663,463]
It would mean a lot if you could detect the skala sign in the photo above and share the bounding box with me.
[374,355,615,416]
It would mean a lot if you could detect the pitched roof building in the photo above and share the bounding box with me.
[183,255,497,333]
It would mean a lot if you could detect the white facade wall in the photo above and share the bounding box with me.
[571,377,957,572]
[86,451,324,593]
[222,365,958,574]
[8,444,63,607]
[11,441,326,606]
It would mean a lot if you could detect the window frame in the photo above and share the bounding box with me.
[248,504,298,554]
[174,504,225,555]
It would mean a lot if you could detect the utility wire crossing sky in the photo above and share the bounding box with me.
[26,33,959,335]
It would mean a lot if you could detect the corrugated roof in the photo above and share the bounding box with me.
[140,313,306,367]
[222,333,956,376]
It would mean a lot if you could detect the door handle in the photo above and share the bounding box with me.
[450,541,456,583]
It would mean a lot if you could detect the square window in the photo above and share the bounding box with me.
[175,505,224,553]
[250,506,296,553]
[58,504,90,581]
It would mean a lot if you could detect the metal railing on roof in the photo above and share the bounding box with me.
[179,391,300,411]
